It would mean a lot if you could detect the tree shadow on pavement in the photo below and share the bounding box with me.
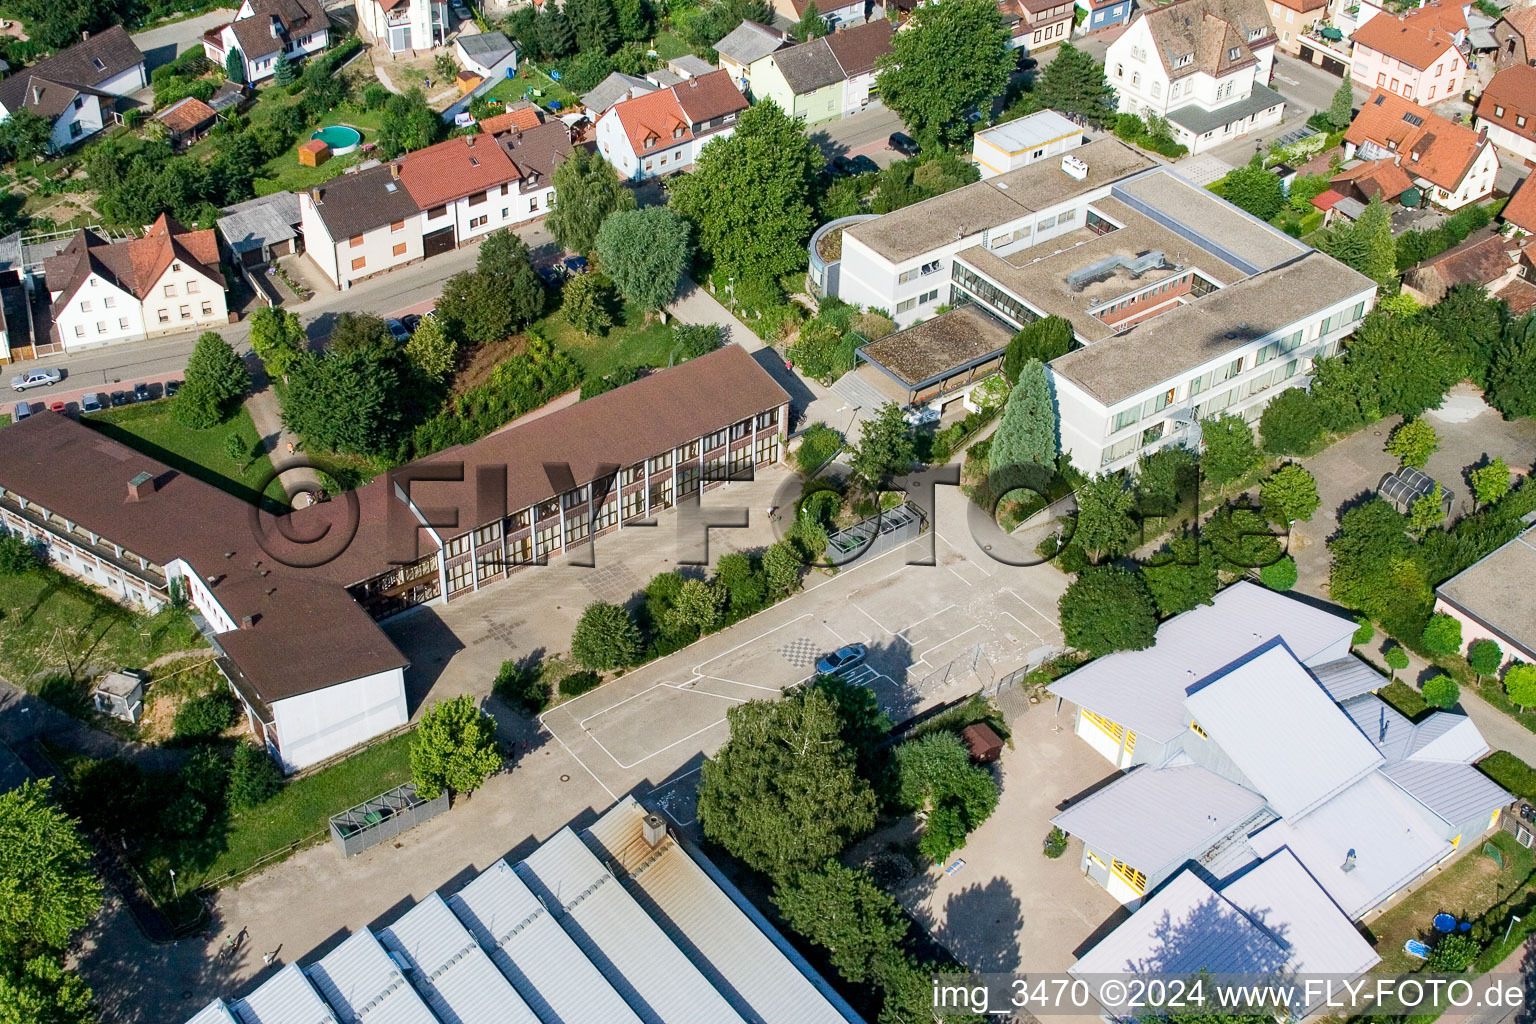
[930,876,1025,972]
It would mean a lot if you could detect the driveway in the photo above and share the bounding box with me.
[130,10,237,72]
[867,695,1124,982]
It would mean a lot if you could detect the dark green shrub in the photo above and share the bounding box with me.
[0,533,38,574]
[796,423,843,475]
[1421,613,1463,657]
[1043,826,1068,858]
[1422,674,1460,709]
[1426,933,1481,972]
[493,659,550,715]
[1260,555,1298,591]
[558,670,602,698]
[173,690,239,740]
[228,743,281,808]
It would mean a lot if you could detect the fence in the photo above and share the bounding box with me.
[329,782,449,857]
[824,501,926,565]
[909,642,993,699]
[983,645,1063,697]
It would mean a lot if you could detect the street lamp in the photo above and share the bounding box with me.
[169,868,177,899]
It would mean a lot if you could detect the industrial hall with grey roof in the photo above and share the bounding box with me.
[1050,584,1510,1012]
[185,797,864,1024]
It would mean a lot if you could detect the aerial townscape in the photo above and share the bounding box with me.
[3,0,1536,1020]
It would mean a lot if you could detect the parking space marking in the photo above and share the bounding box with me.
[1003,587,1058,631]
[693,673,786,694]
[947,566,973,587]
[916,622,982,665]
[1003,609,1043,640]
[579,682,746,769]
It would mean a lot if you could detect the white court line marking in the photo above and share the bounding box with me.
[899,602,958,636]
[695,674,786,694]
[917,622,982,662]
[581,683,746,769]
[540,718,617,802]
[853,602,899,634]
[940,533,993,577]
[1003,609,1043,639]
[947,566,973,587]
[690,611,826,676]
[1004,587,1058,629]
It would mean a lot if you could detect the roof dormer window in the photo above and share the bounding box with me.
[1174,53,1193,67]
[644,136,655,149]
[1228,46,1240,60]
[673,125,684,138]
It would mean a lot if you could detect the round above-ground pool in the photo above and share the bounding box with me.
[311,125,362,155]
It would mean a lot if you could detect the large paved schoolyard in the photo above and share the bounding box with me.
[80,463,1089,1020]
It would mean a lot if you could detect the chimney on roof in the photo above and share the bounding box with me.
[642,813,667,847]
[467,133,476,147]
[31,85,41,104]
[81,29,90,41]
[126,471,156,502]
[1341,848,1357,873]
[309,187,322,206]
[241,614,256,629]
[390,161,401,179]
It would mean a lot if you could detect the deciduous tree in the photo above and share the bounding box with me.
[404,315,458,383]
[410,695,502,800]
[1422,674,1459,709]
[894,732,998,862]
[1199,413,1261,489]
[1505,663,1536,709]
[875,0,1013,148]
[697,688,877,879]
[248,306,306,379]
[281,347,407,456]
[437,230,544,342]
[1469,457,1511,510]
[850,402,916,484]
[1387,419,1439,468]
[1072,473,1138,564]
[671,101,823,284]
[1003,316,1073,381]
[571,602,642,671]
[0,781,100,959]
[378,89,441,157]
[1420,612,1463,657]
[1259,463,1321,527]
[792,0,831,39]
[773,862,907,983]
[560,272,614,337]
[1141,532,1218,617]
[1485,313,1536,420]
[595,207,693,311]
[548,148,637,255]
[1222,159,1284,220]
[667,578,724,638]
[1408,481,1446,535]
[1259,387,1325,455]
[0,110,52,163]
[1059,565,1158,656]
[1385,644,1410,679]
[1468,639,1503,681]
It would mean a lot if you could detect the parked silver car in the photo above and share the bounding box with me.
[10,367,62,392]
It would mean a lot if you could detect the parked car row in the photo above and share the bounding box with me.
[12,379,180,422]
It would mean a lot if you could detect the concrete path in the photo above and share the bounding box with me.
[242,379,322,505]
[130,10,237,72]
[1460,937,1535,1024]
[0,678,184,773]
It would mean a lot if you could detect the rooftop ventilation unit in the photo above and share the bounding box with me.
[1061,154,1088,180]
[1066,250,1172,292]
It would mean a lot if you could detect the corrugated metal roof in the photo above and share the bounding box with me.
[1248,772,1451,920]
[1068,871,1288,976]
[447,860,642,1024]
[379,891,541,1024]
[231,963,339,1024]
[1051,764,1266,876]
[584,798,862,1024]
[186,1000,240,1024]
[1049,582,1358,742]
[516,828,748,1024]
[1219,849,1381,978]
[1185,643,1384,819]
[1309,656,1386,702]
[1407,713,1491,764]
[1341,694,1416,761]
[1382,760,1510,829]
[305,929,438,1024]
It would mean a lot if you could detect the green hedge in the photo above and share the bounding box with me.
[1480,750,1536,803]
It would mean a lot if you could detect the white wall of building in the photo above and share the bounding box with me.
[1050,288,1376,472]
[52,273,143,350]
[269,666,409,771]
[1479,119,1536,166]
[47,95,106,153]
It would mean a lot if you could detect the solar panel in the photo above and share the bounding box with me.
[1402,112,1424,126]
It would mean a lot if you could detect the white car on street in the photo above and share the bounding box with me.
[10,368,62,392]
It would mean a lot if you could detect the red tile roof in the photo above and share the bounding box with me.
[1503,4,1536,42]
[397,133,519,211]
[479,104,542,134]
[1350,1,1465,70]
[1330,157,1415,201]
[1476,64,1536,145]
[1346,88,1488,193]
[156,96,218,135]
[608,70,747,158]
[43,214,221,303]
[1502,174,1536,234]
[1312,188,1345,210]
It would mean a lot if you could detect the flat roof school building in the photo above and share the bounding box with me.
[186,797,866,1024]
[822,137,1378,471]
[0,347,789,770]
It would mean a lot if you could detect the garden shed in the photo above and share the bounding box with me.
[92,669,147,723]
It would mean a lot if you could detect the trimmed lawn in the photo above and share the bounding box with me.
[487,64,579,113]
[249,97,390,196]
[139,730,416,897]
[84,401,288,512]
[1365,831,1534,973]
[0,569,204,687]
[541,302,694,380]
[652,31,694,60]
